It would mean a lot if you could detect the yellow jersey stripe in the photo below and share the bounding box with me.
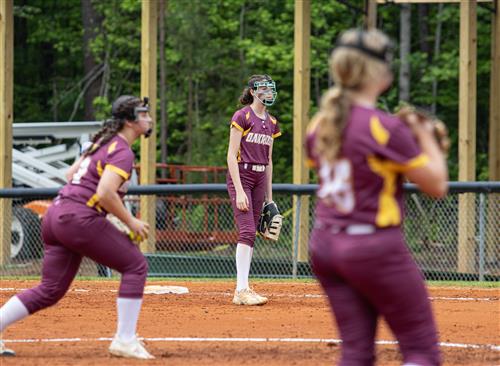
[107,141,118,154]
[370,116,390,146]
[96,160,103,177]
[231,121,244,132]
[242,127,252,136]
[367,155,401,227]
[385,153,430,173]
[272,131,282,139]
[105,164,129,180]
[305,158,316,168]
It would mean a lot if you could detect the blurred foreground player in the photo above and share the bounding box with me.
[306,29,448,366]
[0,95,155,359]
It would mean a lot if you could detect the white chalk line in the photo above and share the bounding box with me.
[0,288,497,302]
[2,336,499,352]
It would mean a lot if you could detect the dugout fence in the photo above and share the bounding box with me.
[0,182,498,281]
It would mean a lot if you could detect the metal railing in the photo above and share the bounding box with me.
[0,182,499,281]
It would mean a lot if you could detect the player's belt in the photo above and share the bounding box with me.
[314,222,376,235]
[242,163,266,172]
[344,224,376,235]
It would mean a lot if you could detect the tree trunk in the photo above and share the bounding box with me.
[431,3,444,115]
[159,0,168,179]
[194,79,199,162]
[399,4,411,102]
[418,4,431,59]
[81,0,103,121]
[239,2,246,79]
[52,80,58,122]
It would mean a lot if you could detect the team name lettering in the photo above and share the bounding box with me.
[246,133,273,146]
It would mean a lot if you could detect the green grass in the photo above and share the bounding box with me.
[426,280,499,288]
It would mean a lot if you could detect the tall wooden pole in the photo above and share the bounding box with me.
[489,0,500,181]
[140,0,158,254]
[293,0,310,262]
[0,0,13,265]
[487,0,500,266]
[457,0,477,274]
[365,0,378,29]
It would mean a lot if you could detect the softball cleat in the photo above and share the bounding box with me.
[233,288,268,306]
[109,335,154,360]
[0,340,15,356]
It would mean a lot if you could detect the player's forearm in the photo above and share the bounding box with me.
[227,155,244,193]
[417,131,448,185]
[265,162,273,202]
[98,190,134,226]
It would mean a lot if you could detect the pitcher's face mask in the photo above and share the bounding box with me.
[252,80,277,107]
[135,97,153,138]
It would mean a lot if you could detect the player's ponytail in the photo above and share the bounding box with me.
[85,119,124,156]
[85,95,141,156]
[313,87,351,163]
[239,87,253,105]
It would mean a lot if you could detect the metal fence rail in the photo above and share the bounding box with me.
[0,182,499,281]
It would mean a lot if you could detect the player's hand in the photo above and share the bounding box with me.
[128,217,150,240]
[396,105,450,156]
[236,190,249,212]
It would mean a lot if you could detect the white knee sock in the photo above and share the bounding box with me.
[236,243,253,291]
[116,297,143,342]
[0,296,29,333]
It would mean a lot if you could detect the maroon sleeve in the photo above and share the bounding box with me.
[375,116,429,172]
[230,109,250,132]
[105,141,134,180]
[271,116,281,138]
[305,131,317,168]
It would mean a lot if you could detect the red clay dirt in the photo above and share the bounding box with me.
[0,280,498,366]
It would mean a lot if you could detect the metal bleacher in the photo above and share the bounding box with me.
[12,121,102,188]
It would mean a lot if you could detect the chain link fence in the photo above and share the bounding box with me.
[0,183,499,281]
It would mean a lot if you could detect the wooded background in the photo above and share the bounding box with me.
[12,0,496,182]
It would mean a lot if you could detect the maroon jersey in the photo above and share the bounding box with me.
[59,135,134,214]
[306,105,428,228]
[230,106,281,165]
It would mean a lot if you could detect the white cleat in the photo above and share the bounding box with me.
[0,340,15,357]
[233,288,268,306]
[109,335,155,360]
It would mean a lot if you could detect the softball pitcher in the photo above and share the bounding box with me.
[0,95,155,359]
[306,29,448,365]
[227,74,281,306]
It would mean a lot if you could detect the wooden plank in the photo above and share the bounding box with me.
[365,0,378,29]
[293,0,310,262]
[486,0,499,268]
[140,0,158,254]
[457,0,477,274]
[0,0,13,265]
[489,0,499,180]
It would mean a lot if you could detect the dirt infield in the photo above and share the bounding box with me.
[0,280,498,366]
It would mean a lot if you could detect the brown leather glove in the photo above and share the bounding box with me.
[395,105,451,156]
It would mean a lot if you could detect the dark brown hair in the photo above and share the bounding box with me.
[239,74,271,105]
[85,95,142,156]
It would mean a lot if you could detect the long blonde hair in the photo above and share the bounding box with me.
[310,29,392,163]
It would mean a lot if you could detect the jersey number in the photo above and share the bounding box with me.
[71,157,91,184]
[317,158,355,214]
